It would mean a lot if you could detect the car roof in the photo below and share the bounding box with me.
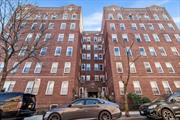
[0,92,35,96]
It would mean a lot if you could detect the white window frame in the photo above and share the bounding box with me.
[60,81,69,95]
[64,62,71,73]
[165,62,175,73]
[154,62,164,73]
[162,81,172,94]
[54,47,62,56]
[116,62,123,73]
[50,62,58,73]
[66,47,73,56]
[34,62,42,73]
[57,34,64,41]
[144,62,153,73]
[22,62,32,73]
[3,81,16,92]
[133,81,142,95]
[45,81,55,95]
[114,47,120,56]
[150,81,160,95]
[129,62,136,73]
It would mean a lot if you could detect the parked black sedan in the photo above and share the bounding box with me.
[139,92,180,120]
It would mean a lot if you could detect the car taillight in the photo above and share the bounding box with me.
[17,101,22,109]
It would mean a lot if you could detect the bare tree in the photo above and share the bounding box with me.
[0,0,48,91]
[119,39,140,117]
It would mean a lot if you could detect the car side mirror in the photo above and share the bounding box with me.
[170,98,176,103]
[68,104,72,107]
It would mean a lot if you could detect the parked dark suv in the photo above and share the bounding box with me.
[0,92,36,119]
[139,92,180,120]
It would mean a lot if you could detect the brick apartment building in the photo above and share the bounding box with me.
[0,4,180,108]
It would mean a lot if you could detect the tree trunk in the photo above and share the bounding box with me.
[124,90,130,117]
[0,71,7,91]
[0,63,8,91]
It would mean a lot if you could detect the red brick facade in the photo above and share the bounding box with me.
[1,4,180,108]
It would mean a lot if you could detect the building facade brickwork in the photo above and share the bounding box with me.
[0,4,180,108]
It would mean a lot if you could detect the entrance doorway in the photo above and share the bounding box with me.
[88,92,98,98]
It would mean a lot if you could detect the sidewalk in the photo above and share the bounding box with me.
[119,111,147,120]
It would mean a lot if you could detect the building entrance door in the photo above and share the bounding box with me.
[88,92,98,98]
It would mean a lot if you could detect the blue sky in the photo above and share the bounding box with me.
[30,0,180,31]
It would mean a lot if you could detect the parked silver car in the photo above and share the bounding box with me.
[43,98,122,120]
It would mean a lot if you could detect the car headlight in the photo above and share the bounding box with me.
[148,104,157,109]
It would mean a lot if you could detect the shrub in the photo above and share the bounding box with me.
[128,93,151,110]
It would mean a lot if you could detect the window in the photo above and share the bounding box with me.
[122,34,128,42]
[129,62,136,73]
[165,62,175,73]
[81,64,86,71]
[11,62,19,73]
[162,81,172,94]
[117,14,123,20]
[133,81,142,95]
[150,81,160,95]
[148,23,154,30]
[63,13,68,20]
[135,34,141,43]
[48,23,54,29]
[44,33,51,41]
[163,14,169,20]
[119,81,124,95]
[139,47,147,56]
[3,81,16,92]
[54,47,62,56]
[153,14,159,20]
[57,34,64,41]
[72,99,84,105]
[34,62,42,73]
[154,62,164,73]
[158,23,165,30]
[70,23,76,30]
[31,23,37,30]
[116,62,123,73]
[164,34,171,42]
[168,23,175,30]
[22,62,32,73]
[39,23,46,31]
[50,62,58,73]
[25,33,33,41]
[174,34,180,42]
[0,62,4,73]
[87,54,91,60]
[87,45,91,50]
[86,99,99,105]
[126,47,132,57]
[66,47,73,56]
[40,47,47,56]
[110,23,115,31]
[64,62,71,73]
[139,23,146,30]
[60,23,66,30]
[51,14,57,19]
[71,14,77,20]
[144,34,151,42]
[68,34,75,42]
[86,64,91,71]
[144,62,152,73]
[45,81,55,95]
[19,46,27,56]
[171,47,180,56]
[112,34,118,42]
[35,33,41,42]
[131,23,137,30]
[114,47,120,56]
[60,81,69,95]
[80,75,86,81]
[153,34,160,42]
[120,23,125,30]
[86,75,90,81]
[158,47,167,56]
[25,79,41,95]
[108,13,113,20]
[94,75,99,81]
[149,47,157,56]
[174,81,180,89]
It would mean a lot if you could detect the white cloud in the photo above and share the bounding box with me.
[131,0,170,7]
[83,12,102,31]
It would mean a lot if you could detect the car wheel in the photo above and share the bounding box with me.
[162,109,175,120]
[48,113,61,120]
[99,111,112,120]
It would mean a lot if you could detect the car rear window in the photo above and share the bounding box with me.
[0,93,22,101]
[23,95,36,103]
